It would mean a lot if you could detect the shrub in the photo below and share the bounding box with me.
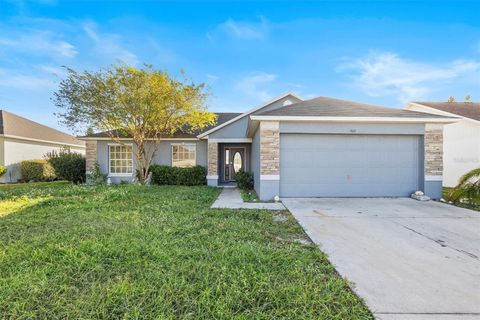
[86,162,107,185]
[448,167,480,204]
[46,147,86,183]
[150,165,206,186]
[20,160,56,182]
[235,169,253,190]
[0,165,6,178]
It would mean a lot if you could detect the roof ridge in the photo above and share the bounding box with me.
[256,96,457,119]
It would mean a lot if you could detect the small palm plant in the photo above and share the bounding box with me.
[448,168,480,204]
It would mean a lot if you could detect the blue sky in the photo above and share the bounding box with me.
[1,0,479,133]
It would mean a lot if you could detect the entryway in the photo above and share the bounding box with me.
[219,143,250,183]
[224,147,245,181]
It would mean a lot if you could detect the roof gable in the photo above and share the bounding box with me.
[197,92,302,138]
[412,102,480,122]
[0,110,85,147]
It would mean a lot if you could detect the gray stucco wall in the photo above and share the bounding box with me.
[259,180,280,201]
[250,128,260,194]
[152,140,207,167]
[280,122,425,135]
[96,140,207,183]
[424,181,443,200]
[208,117,249,139]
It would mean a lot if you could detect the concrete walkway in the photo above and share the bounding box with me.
[211,188,285,210]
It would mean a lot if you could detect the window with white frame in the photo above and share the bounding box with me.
[172,144,196,167]
[109,144,133,174]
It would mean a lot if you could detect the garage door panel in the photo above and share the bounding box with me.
[280,134,420,197]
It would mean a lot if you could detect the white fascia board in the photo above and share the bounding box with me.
[406,102,480,125]
[249,115,459,123]
[260,175,280,180]
[79,137,199,141]
[425,175,443,181]
[207,138,252,143]
[197,92,303,138]
[1,134,86,148]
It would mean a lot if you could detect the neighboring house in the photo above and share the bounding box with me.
[80,93,457,200]
[0,110,86,183]
[406,101,480,187]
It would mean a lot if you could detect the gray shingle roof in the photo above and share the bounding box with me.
[257,96,452,118]
[414,102,480,121]
[82,112,242,138]
[0,110,85,146]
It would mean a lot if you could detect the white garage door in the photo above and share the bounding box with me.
[280,134,421,197]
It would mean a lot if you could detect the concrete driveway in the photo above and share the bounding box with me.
[282,198,480,320]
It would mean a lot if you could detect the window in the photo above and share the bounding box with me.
[172,144,196,167]
[109,144,133,175]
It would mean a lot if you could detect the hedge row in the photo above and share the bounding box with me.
[20,160,56,182]
[150,165,206,186]
[46,149,86,183]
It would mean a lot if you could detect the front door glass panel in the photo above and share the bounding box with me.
[233,152,242,172]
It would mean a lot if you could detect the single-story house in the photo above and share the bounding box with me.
[80,93,457,200]
[0,110,86,183]
[406,101,480,187]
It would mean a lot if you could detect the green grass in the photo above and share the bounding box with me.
[0,182,372,319]
[240,189,260,202]
[443,187,480,212]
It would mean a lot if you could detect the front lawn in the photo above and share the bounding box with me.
[240,189,260,202]
[0,182,372,319]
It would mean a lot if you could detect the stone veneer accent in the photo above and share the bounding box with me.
[85,140,97,172]
[424,124,443,177]
[260,121,280,176]
[207,141,218,177]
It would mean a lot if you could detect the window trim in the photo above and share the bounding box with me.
[108,143,134,176]
[171,143,197,167]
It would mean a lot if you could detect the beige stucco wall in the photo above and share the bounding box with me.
[0,137,85,183]
[424,124,443,178]
[207,141,218,177]
[85,141,97,172]
[259,121,280,176]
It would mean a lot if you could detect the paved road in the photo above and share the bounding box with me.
[282,198,480,320]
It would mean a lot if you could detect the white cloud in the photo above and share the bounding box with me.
[35,65,66,76]
[0,68,56,91]
[0,31,77,57]
[213,16,270,40]
[206,73,219,83]
[338,51,480,102]
[235,72,277,101]
[83,21,139,65]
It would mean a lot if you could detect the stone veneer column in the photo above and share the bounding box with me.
[259,121,280,201]
[207,141,218,186]
[424,123,443,199]
[85,140,97,172]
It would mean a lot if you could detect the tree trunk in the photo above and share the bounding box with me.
[133,139,157,185]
